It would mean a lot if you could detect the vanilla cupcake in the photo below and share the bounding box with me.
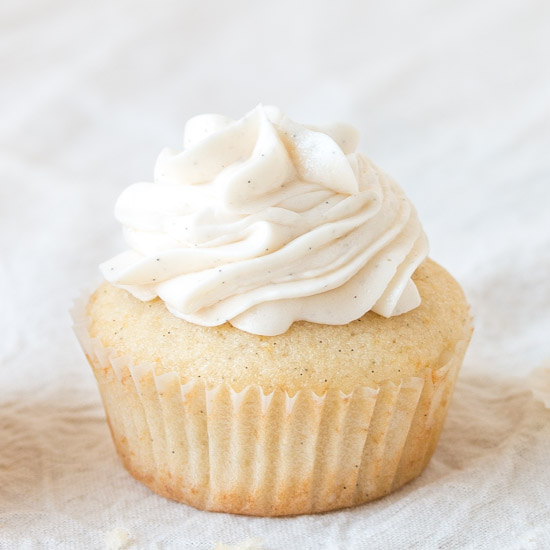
[73,106,472,516]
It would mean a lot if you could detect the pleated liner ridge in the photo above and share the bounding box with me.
[72,299,471,516]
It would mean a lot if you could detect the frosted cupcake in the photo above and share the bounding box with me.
[74,105,472,516]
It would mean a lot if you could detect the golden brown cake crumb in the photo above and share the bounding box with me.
[87,258,469,394]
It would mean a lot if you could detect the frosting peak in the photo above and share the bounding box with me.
[101,106,428,335]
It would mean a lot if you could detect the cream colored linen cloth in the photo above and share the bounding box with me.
[1,1,549,548]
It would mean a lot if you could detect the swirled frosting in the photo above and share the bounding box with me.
[100,105,428,336]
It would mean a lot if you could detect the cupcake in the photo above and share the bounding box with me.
[73,105,472,516]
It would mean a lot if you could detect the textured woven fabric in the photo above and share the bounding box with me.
[1,1,549,548]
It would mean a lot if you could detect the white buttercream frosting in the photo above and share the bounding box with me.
[101,105,429,336]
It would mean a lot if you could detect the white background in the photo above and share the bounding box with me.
[1,1,549,548]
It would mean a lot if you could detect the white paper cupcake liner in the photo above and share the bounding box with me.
[72,295,472,516]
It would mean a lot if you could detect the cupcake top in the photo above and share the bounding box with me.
[101,106,428,336]
[88,259,470,393]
